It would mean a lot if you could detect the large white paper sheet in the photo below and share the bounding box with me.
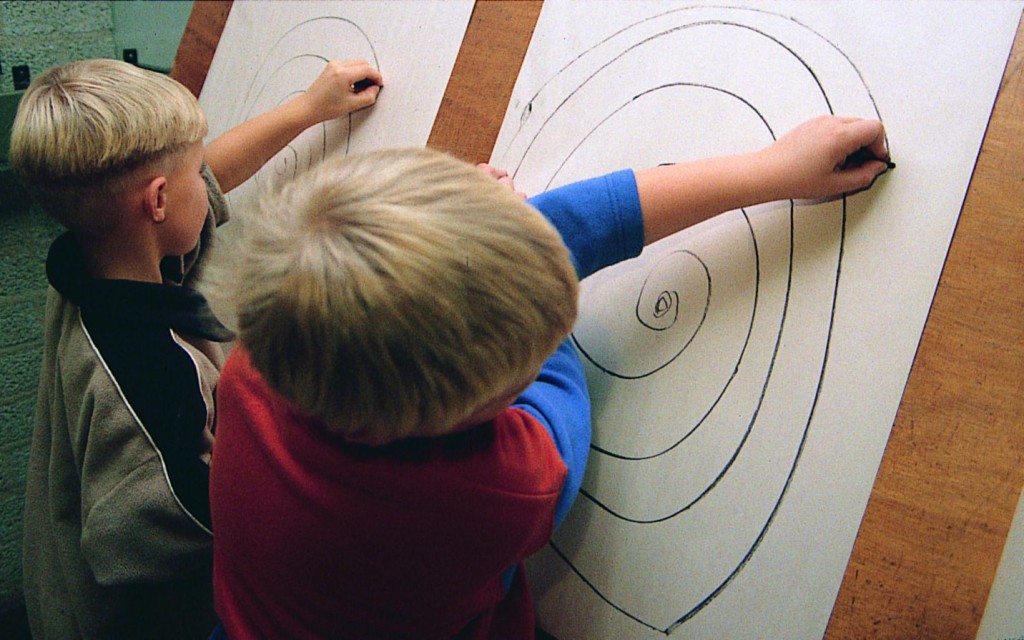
[490,2,1023,638]
[198,0,473,218]
[978,487,1024,640]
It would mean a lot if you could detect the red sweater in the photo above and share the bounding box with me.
[210,348,568,639]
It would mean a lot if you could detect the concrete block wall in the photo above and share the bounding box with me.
[0,0,116,93]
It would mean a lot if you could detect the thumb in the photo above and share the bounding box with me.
[840,160,890,194]
[353,84,381,108]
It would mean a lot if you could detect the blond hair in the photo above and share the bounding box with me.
[205,148,579,444]
[8,59,208,231]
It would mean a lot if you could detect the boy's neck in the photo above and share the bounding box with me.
[78,231,165,283]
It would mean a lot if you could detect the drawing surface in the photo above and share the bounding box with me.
[491,2,1023,637]
[198,0,473,219]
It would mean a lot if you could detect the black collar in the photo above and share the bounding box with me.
[46,232,235,342]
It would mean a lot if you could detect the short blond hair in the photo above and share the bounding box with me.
[8,59,208,231]
[205,148,579,444]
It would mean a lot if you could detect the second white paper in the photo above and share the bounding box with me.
[491,2,1023,638]
[199,0,474,220]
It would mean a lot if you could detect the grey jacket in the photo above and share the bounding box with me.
[22,165,233,639]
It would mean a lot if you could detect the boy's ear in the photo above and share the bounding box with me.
[143,176,169,223]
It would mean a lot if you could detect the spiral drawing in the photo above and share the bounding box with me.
[218,15,380,215]
[494,6,883,635]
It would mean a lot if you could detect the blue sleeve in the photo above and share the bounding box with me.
[527,169,645,281]
[516,169,644,528]
[512,338,590,529]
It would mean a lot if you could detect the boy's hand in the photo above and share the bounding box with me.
[635,115,891,244]
[759,115,890,200]
[476,163,527,200]
[298,59,383,125]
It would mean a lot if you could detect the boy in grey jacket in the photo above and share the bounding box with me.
[9,58,381,640]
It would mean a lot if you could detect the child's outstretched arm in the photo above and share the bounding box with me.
[205,59,383,192]
[637,115,889,244]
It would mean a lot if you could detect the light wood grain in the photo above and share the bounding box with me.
[427,1,543,163]
[170,1,233,98]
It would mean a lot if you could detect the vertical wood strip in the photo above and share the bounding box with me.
[427,0,543,163]
[170,1,234,97]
